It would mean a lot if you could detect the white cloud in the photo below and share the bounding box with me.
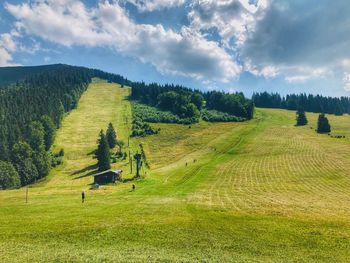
[6,1,112,47]
[6,0,240,82]
[0,32,18,66]
[124,0,186,12]
[241,0,350,83]
[189,0,268,47]
[343,73,350,92]
[0,47,13,66]
[283,67,329,83]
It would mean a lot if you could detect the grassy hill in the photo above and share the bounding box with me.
[1,79,350,262]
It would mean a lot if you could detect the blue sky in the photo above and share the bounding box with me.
[1,0,350,97]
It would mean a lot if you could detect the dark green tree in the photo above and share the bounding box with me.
[40,115,56,151]
[11,141,38,185]
[96,130,111,171]
[33,151,51,178]
[334,102,344,116]
[56,102,65,128]
[317,113,331,133]
[0,160,20,189]
[190,93,204,110]
[106,123,117,148]
[28,121,45,152]
[296,109,308,126]
[16,159,39,185]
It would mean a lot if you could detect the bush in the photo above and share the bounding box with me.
[133,103,199,124]
[201,109,245,122]
[0,160,21,189]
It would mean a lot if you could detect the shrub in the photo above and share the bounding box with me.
[201,109,245,122]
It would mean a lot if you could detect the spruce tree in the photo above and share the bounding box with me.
[40,115,56,151]
[96,130,111,171]
[28,121,45,152]
[317,113,331,133]
[106,123,117,148]
[296,109,308,126]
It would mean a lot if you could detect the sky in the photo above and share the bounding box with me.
[1,0,350,97]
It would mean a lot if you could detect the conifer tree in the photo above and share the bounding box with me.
[317,113,331,133]
[106,123,117,148]
[28,121,45,152]
[96,130,111,171]
[296,109,308,126]
[40,115,56,151]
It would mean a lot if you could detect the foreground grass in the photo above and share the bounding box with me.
[1,80,350,262]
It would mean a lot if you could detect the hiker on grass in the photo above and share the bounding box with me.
[132,184,136,191]
[82,191,85,203]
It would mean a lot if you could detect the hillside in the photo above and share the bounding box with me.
[1,80,350,262]
[0,64,69,87]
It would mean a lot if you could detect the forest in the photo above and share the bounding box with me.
[253,92,350,115]
[3,64,350,189]
[0,65,93,188]
[0,65,130,189]
[130,82,254,123]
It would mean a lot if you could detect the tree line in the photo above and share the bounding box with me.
[0,65,132,189]
[253,92,350,115]
[0,66,91,189]
[130,82,254,122]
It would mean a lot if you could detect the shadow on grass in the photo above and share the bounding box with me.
[71,164,98,180]
[87,149,96,156]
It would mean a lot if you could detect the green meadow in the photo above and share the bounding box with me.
[1,79,350,262]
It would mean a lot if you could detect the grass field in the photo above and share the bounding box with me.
[1,79,350,262]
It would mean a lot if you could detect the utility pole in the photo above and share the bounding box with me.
[129,150,133,174]
[134,153,142,178]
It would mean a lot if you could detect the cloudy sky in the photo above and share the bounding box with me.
[1,0,350,96]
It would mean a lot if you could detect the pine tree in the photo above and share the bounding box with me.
[106,123,117,148]
[96,130,111,171]
[40,115,56,151]
[28,121,45,152]
[296,109,308,126]
[317,113,331,133]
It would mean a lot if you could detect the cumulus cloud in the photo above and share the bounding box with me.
[189,0,268,47]
[5,0,240,82]
[241,0,350,82]
[124,0,186,12]
[0,32,18,66]
[4,0,350,89]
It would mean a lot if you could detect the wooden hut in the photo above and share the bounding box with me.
[92,169,122,185]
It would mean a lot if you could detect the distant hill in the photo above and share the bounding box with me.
[0,64,69,87]
[0,64,132,88]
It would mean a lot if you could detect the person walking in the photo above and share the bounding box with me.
[132,184,135,191]
[82,191,85,203]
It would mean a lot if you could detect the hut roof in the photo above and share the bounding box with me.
[92,169,122,177]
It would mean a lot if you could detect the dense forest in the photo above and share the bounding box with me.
[253,92,350,115]
[0,64,130,189]
[4,63,350,188]
[130,82,254,123]
[0,64,66,87]
[0,65,93,188]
